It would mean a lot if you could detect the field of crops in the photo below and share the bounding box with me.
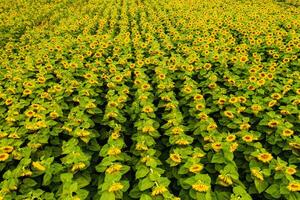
[0,0,300,199]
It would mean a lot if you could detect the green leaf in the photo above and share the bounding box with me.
[140,194,152,200]
[42,172,52,186]
[136,166,149,179]
[138,177,155,191]
[265,184,281,198]
[211,153,225,164]
[100,191,115,200]
[254,179,268,193]
[23,178,37,187]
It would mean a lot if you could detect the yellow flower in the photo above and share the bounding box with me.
[111,131,120,139]
[251,104,262,113]
[0,132,8,138]
[171,127,184,135]
[198,113,209,121]
[76,130,90,137]
[141,83,151,90]
[195,103,205,111]
[289,142,300,149]
[271,93,282,100]
[20,170,33,177]
[189,164,204,173]
[281,129,294,137]
[217,175,233,186]
[135,143,148,151]
[25,110,35,118]
[142,106,154,113]
[287,182,300,192]
[257,153,273,163]
[106,164,123,174]
[217,98,226,105]
[230,143,239,152]
[226,134,236,142]
[108,182,124,192]
[192,183,210,192]
[170,153,181,163]
[242,134,254,143]
[224,111,234,119]
[228,97,238,104]
[194,94,204,101]
[240,123,250,130]
[268,100,277,107]
[142,126,155,133]
[71,162,86,172]
[268,120,279,128]
[32,161,46,171]
[183,86,193,93]
[239,55,248,63]
[151,186,168,196]
[251,168,264,181]
[175,139,190,145]
[192,152,206,159]
[23,89,32,95]
[49,111,59,119]
[0,146,14,153]
[285,167,297,175]
[207,123,217,131]
[0,153,9,161]
[107,147,121,156]
[211,142,222,152]
[5,98,13,106]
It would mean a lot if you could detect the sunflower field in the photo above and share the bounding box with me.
[0,0,300,199]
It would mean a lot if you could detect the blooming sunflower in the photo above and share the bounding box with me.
[257,153,273,163]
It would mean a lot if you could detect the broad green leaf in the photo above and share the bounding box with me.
[100,191,115,200]
[136,166,149,179]
[138,177,155,191]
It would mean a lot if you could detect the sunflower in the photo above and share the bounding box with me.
[106,164,122,174]
[0,153,9,161]
[135,143,148,151]
[25,110,35,118]
[217,174,233,186]
[171,127,184,135]
[5,98,13,106]
[32,161,46,171]
[23,89,32,95]
[287,182,300,192]
[194,94,204,101]
[257,153,273,163]
[170,153,181,163]
[142,106,154,113]
[107,147,121,156]
[151,186,168,196]
[108,182,124,192]
[175,139,190,145]
[285,167,297,175]
[242,134,254,143]
[251,104,262,113]
[0,146,14,153]
[195,103,205,111]
[211,142,222,152]
[192,183,210,192]
[71,162,86,172]
[251,168,264,181]
[189,164,204,173]
[268,120,279,128]
[224,111,234,119]
[228,97,238,104]
[226,134,236,142]
[207,123,217,131]
[281,128,294,137]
